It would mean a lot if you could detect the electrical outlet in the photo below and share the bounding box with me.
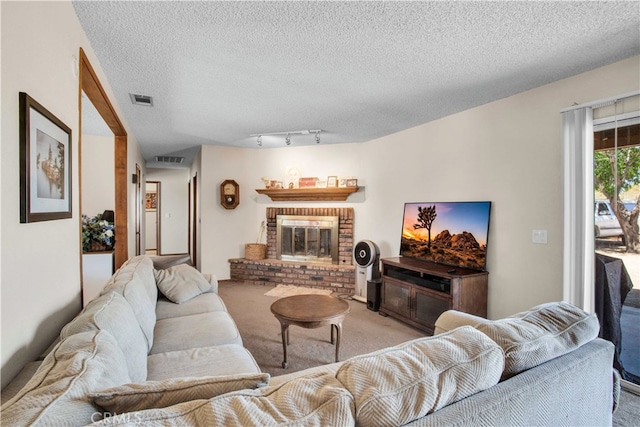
[532,229,548,244]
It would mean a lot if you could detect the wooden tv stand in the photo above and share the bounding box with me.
[379,257,488,335]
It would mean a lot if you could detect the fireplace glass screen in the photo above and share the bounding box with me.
[277,215,339,263]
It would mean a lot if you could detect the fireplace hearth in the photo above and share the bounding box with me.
[228,207,356,293]
[266,207,354,265]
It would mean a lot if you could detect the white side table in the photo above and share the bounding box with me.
[82,251,114,307]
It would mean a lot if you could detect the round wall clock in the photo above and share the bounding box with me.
[220,179,239,209]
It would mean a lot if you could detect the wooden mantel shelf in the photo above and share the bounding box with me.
[255,187,359,201]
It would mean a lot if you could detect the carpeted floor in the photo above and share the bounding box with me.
[218,281,640,424]
[615,388,640,426]
[264,284,332,298]
[218,281,425,377]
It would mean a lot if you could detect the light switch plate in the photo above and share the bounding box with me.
[532,229,548,244]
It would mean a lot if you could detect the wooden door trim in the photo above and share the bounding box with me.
[135,164,142,255]
[79,48,128,268]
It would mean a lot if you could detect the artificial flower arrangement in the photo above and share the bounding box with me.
[82,213,115,252]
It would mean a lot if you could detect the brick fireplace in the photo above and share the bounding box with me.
[229,207,356,293]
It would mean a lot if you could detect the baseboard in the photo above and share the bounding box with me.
[621,379,640,396]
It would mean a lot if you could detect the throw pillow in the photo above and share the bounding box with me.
[89,373,354,426]
[335,326,504,427]
[90,373,270,413]
[475,301,599,379]
[154,264,212,303]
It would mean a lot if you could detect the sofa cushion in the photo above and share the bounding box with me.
[147,344,261,381]
[90,373,354,426]
[154,264,212,304]
[0,330,131,426]
[101,255,158,351]
[147,344,262,380]
[474,301,600,379]
[150,311,242,354]
[335,326,504,427]
[60,292,148,382]
[90,373,270,413]
[156,292,227,320]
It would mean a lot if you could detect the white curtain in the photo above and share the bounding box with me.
[561,107,594,312]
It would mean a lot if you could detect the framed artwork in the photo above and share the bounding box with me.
[19,92,72,223]
[146,192,157,210]
[327,176,338,188]
[346,178,358,187]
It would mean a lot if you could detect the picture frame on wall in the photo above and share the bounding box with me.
[327,176,338,188]
[19,92,72,223]
[146,192,157,210]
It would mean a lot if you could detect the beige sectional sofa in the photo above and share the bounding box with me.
[1,255,619,426]
[1,255,264,425]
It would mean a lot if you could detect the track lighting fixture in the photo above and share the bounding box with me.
[250,129,322,147]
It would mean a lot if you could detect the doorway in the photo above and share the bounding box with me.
[145,181,160,255]
[135,164,142,255]
[562,91,640,394]
[191,173,198,268]
[593,106,639,388]
[78,48,128,268]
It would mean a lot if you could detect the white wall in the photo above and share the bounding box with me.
[0,1,142,387]
[81,135,115,218]
[199,56,640,321]
[146,169,189,255]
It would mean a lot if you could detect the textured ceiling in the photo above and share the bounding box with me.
[72,1,640,167]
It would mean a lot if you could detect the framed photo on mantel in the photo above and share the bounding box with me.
[19,92,72,223]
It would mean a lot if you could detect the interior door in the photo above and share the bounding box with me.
[191,173,198,268]
[135,164,142,255]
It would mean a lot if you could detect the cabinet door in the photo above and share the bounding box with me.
[381,278,412,319]
[414,287,451,330]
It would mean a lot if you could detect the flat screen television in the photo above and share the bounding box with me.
[400,201,491,271]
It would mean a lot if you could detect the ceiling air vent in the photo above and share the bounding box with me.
[129,93,153,106]
[155,156,184,164]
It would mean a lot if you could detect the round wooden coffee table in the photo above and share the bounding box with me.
[270,294,351,369]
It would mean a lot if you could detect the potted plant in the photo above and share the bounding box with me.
[82,213,115,252]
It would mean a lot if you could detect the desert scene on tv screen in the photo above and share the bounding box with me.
[400,202,490,270]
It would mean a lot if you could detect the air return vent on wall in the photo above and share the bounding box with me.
[129,93,153,106]
[155,156,184,164]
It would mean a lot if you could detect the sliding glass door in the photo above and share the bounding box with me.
[593,102,639,388]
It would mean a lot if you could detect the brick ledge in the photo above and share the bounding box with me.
[229,258,356,294]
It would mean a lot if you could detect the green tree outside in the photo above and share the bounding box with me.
[594,146,640,253]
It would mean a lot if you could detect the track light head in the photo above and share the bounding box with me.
[250,129,322,147]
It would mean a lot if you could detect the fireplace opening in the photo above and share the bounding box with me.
[276,215,339,264]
